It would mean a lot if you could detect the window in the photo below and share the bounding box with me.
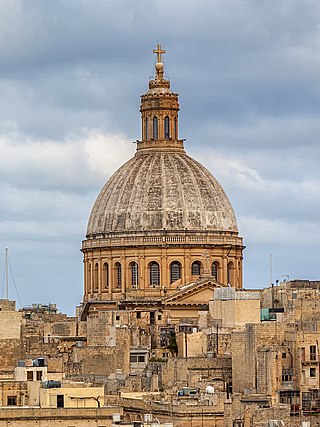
[36,370,42,381]
[150,311,155,325]
[212,262,219,281]
[164,116,170,138]
[310,367,316,378]
[130,262,139,288]
[87,264,91,291]
[227,262,233,285]
[153,116,158,139]
[310,345,317,361]
[191,261,201,276]
[57,394,64,408]
[94,263,98,291]
[7,396,17,406]
[115,263,122,288]
[103,262,109,289]
[130,353,146,363]
[116,314,120,321]
[170,261,181,284]
[145,117,148,140]
[136,311,141,319]
[174,117,177,139]
[27,371,33,381]
[301,347,305,361]
[282,368,293,382]
[149,262,160,286]
[282,352,287,359]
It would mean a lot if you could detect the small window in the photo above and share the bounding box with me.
[158,314,162,321]
[310,367,316,378]
[116,315,120,321]
[136,311,141,319]
[282,352,287,359]
[130,262,139,288]
[227,262,233,285]
[170,261,181,284]
[149,262,160,286]
[212,262,219,281]
[310,345,317,361]
[150,312,155,325]
[94,263,98,291]
[138,355,145,363]
[27,371,33,381]
[130,355,136,363]
[115,262,122,288]
[103,262,109,289]
[153,116,158,139]
[174,117,177,139]
[36,371,42,381]
[191,261,201,276]
[164,116,170,138]
[7,396,17,406]
[145,117,149,140]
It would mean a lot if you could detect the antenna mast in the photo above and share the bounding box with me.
[5,248,8,300]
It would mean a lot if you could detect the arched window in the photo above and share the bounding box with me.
[149,262,160,286]
[164,116,170,139]
[94,263,98,291]
[227,262,233,286]
[115,262,122,289]
[130,262,139,288]
[212,262,219,281]
[170,261,181,284]
[153,116,158,139]
[103,262,109,289]
[191,261,201,276]
[87,264,91,292]
[174,117,177,139]
[145,117,148,140]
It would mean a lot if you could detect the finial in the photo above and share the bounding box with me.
[153,43,166,63]
[153,43,166,81]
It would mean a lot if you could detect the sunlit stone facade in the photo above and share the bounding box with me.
[82,46,244,303]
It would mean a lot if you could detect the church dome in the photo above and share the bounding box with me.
[86,149,238,236]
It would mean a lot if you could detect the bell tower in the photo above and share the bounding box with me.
[138,44,184,152]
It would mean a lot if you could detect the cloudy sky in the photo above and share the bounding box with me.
[1,0,320,314]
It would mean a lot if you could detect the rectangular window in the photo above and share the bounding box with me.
[282,369,293,382]
[301,347,305,361]
[130,353,146,363]
[310,367,316,378]
[310,345,317,361]
[7,396,17,406]
[36,370,42,381]
[136,312,141,319]
[27,371,33,381]
[116,315,120,321]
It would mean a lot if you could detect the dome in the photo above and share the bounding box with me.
[86,150,238,237]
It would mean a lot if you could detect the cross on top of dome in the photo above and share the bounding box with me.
[153,43,166,63]
[152,43,166,81]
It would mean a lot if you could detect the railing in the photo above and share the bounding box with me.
[82,232,242,249]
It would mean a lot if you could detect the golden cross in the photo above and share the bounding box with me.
[153,43,166,63]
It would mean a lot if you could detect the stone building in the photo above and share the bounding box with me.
[81,44,244,316]
[1,46,320,426]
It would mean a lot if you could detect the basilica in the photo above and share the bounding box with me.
[81,44,244,320]
[0,47,318,427]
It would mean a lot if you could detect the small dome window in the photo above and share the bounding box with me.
[153,116,158,139]
[164,116,170,138]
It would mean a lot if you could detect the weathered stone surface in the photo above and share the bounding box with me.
[87,151,238,236]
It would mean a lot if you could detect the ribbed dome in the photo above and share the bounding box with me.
[87,150,238,236]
